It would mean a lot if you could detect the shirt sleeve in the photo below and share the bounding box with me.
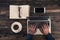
[26,34,33,40]
[44,33,55,40]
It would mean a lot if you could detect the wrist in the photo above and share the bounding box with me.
[28,32,34,35]
[44,33,51,35]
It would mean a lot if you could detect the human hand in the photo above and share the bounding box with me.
[28,24,37,35]
[39,22,49,35]
[41,24,49,35]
